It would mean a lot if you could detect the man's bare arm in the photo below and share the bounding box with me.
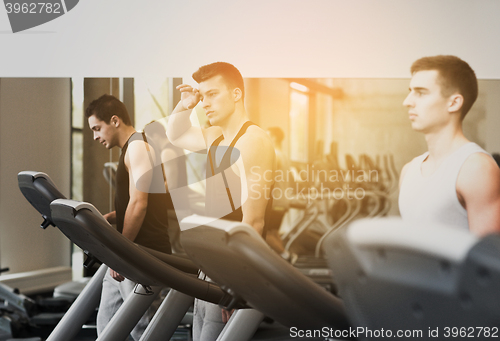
[457,153,500,237]
[121,139,154,242]
[109,138,153,282]
[166,84,208,152]
[237,129,275,236]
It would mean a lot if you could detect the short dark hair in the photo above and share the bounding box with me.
[411,55,478,119]
[85,94,132,126]
[143,120,169,142]
[267,127,285,144]
[192,62,245,100]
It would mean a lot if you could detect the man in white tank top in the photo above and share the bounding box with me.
[399,55,500,237]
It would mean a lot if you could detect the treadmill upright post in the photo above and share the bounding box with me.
[96,284,162,341]
[46,263,108,341]
[139,289,194,341]
[216,309,264,341]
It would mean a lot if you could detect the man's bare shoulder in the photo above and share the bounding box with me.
[236,125,274,154]
[457,152,500,236]
[126,138,151,159]
[124,139,155,180]
[458,152,500,187]
[232,125,275,173]
[400,161,411,175]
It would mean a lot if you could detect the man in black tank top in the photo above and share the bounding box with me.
[86,95,171,341]
[167,62,276,341]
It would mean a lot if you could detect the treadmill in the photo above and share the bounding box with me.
[21,171,352,341]
[18,171,109,340]
[323,217,500,341]
[19,171,231,341]
[49,198,287,341]
[179,215,352,340]
[50,200,354,341]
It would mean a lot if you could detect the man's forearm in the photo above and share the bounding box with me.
[121,200,148,242]
[167,101,194,142]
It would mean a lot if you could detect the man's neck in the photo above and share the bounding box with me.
[218,105,249,143]
[118,126,137,149]
[424,123,469,161]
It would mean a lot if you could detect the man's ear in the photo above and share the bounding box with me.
[233,88,243,102]
[448,93,464,114]
[110,115,120,127]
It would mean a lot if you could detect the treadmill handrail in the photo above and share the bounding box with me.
[18,170,68,228]
[346,217,478,263]
[19,171,57,188]
[52,198,103,220]
[181,214,265,242]
[137,245,198,275]
[181,219,350,329]
[50,199,236,306]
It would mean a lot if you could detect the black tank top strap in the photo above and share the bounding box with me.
[229,121,255,148]
[205,121,256,223]
[208,121,256,175]
[209,121,255,150]
[219,121,255,171]
[210,134,224,149]
[208,135,224,176]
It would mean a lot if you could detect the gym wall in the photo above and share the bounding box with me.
[249,78,500,216]
[0,78,72,293]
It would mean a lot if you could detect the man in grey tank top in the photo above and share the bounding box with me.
[399,55,500,236]
[166,62,275,341]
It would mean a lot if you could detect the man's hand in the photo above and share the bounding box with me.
[177,84,201,110]
[110,269,125,282]
[103,211,116,224]
[221,308,235,323]
[167,84,215,152]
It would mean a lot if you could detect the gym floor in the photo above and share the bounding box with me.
[30,327,192,341]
